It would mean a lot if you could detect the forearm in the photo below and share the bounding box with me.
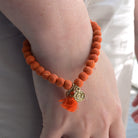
[0,0,93,79]
[0,0,90,39]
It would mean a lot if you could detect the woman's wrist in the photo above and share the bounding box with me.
[30,19,93,81]
[0,0,93,81]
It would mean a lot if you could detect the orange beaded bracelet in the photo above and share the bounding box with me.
[22,19,102,112]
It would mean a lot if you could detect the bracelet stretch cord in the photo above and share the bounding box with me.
[22,19,102,112]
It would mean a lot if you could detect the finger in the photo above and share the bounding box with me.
[132,94,138,107]
[131,109,138,118]
[133,114,138,123]
[109,119,126,138]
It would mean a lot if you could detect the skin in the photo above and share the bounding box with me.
[131,0,138,124]
[0,0,126,137]
[32,50,125,138]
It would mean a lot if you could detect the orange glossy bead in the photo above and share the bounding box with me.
[48,74,58,84]
[91,22,101,31]
[56,77,65,87]
[89,54,98,62]
[63,80,73,90]
[23,39,30,46]
[42,70,51,80]
[26,55,35,64]
[91,42,101,49]
[79,72,88,81]
[22,45,31,53]
[36,66,45,75]
[83,66,93,75]
[74,78,83,87]
[30,61,40,70]
[86,60,95,68]
[90,48,100,56]
[24,51,32,58]
[93,30,101,36]
[93,35,102,42]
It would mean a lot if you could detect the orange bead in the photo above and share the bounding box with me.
[83,66,93,75]
[63,80,72,90]
[48,74,58,84]
[23,39,30,46]
[93,30,101,36]
[30,61,40,70]
[26,55,35,64]
[74,78,83,87]
[78,72,88,81]
[24,51,32,58]
[91,22,101,31]
[90,48,100,56]
[91,42,101,49]
[36,66,45,76]
[56,77,65,87]
[93,35,102,42]
[22,45,31,53]
[86,60,95,68]
[89,54,98,62]
[42,70,51,80]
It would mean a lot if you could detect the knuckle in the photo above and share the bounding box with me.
[99,109,110,130]
[115,102,122,117]
[112,102,123,121]
[81,115,92,133]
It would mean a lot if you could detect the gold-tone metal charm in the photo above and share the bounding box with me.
[66,83,85,102]
[73,90,85,102]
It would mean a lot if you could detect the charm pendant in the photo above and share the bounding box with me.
[66,83,85,102]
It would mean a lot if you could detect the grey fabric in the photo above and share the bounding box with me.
[0,12,42,138]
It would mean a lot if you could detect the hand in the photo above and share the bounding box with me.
[32,50,126,138]
[131,94,138,123]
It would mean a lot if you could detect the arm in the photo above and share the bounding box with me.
[0,1,125,137]
[0,0,92,72]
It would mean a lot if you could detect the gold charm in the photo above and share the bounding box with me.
[74,90,85,102]
[66,83,85,102]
